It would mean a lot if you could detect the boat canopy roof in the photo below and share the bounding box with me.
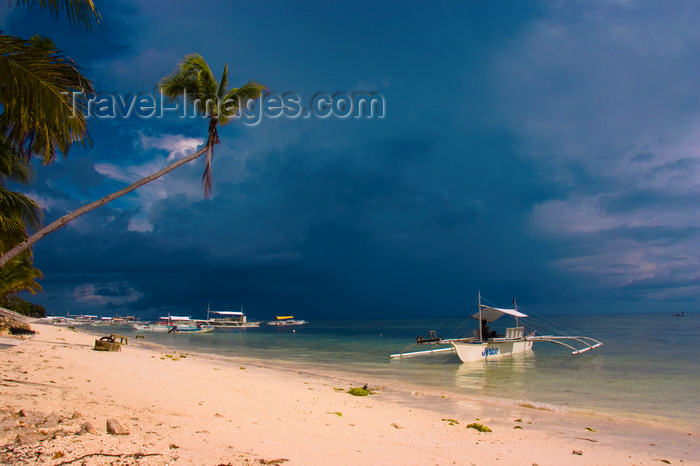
[160,315,191,321]
[471,305,528,323]
[211,311,243,316]
[276,316,294,320]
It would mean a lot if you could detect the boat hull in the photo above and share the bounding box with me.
[451,339,533,363]
[131,324,171,332]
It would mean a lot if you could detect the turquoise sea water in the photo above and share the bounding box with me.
[96,312,699,429]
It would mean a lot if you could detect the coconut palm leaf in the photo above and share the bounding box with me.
[0,34,93,163]
[9,0,101,29]
[0,136,42,251]
[0,252,42,298]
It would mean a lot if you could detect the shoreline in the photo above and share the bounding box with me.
[0,323,696,464]
[126,328,697,434]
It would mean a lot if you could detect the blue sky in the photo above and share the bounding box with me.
[2,1,699,319]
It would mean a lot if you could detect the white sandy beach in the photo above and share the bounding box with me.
[0,323,696,465]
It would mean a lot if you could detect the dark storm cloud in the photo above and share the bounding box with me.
[9,0,700,317]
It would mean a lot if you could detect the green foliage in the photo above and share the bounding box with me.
[347,387,369,396]
[347,384,376,396]
[0,35,94,163]
[442,418,459,426]
[466,422,492,432]
[10,0,102,29]
[0,294,45,317]
[159,54,267,197]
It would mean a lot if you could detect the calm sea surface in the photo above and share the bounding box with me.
[91,312,699,428]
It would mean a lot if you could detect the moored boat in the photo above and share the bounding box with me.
[131,316,213,333]
[391,291,602,363]
[193,306,261,329]
[266,315,307,326]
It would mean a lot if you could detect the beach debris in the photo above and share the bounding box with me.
[105,418,128,435]
[442,418,460,426]
[514,426,523,429]
[327,412,343,417]
[391,423,403,429]
[52,451,65,459]
[169,443,180,449]
[584,427,598,432]
[575,437,598,443]
[653,460,671,464]
[572,450,583,455]
[55,452,163,464]
[347,384,375,396]
[514,418,522,423]
[258,459,289,465]
[466,422,492,432]
[93,336,121,352]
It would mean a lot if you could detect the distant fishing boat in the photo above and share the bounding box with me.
[267,316,307,326]
[391,291,602,363]
[132,316,213,334]
[672,310,686,317]
[193,305,261,329]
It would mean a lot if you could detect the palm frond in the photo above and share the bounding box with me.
[159,53,220,111]
[217,64,228,100]
[0,186,43,235]
[219,80,268,125]
[0,251,42,298]
[10,0,102,29]
[0,34,93,163]
[0,136,33,184]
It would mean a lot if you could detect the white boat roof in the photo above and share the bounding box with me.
[471,305,528,323]
[211,311,244,316]
[160,316,191,321]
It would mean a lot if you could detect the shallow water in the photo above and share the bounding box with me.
[89,312,700,428]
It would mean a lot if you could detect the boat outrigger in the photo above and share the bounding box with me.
[390,292,602,363]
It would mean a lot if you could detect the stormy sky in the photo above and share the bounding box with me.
[2,1,699,320]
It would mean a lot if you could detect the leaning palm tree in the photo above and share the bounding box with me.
[160,53,267,197]
[0,55,266,267]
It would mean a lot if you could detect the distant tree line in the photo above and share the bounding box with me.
[0,295,46,317]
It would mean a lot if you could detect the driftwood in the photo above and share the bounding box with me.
[55,452,162,465]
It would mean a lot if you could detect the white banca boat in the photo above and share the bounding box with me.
[267,316,307,326]
[391,292,602,363]
[193,306,261,328]
[131,316,213,334]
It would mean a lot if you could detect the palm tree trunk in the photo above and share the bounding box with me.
[0,145,207,268]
